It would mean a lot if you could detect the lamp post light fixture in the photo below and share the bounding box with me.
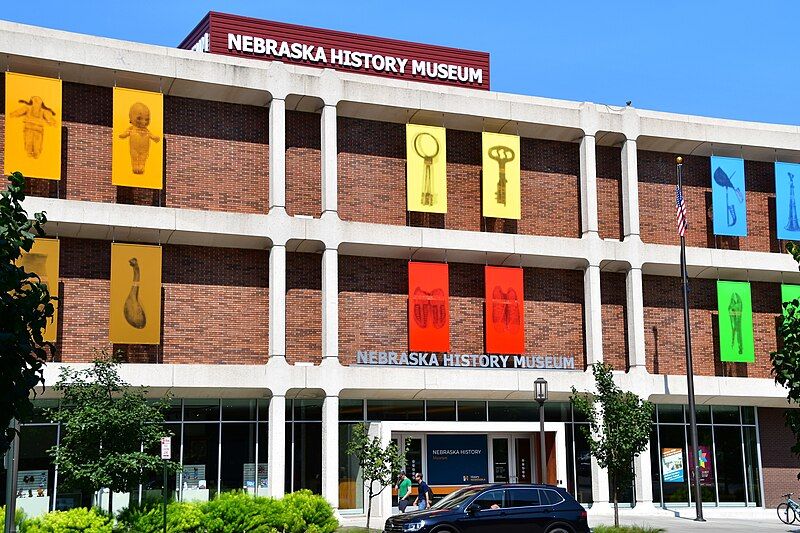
[534,378,548,485]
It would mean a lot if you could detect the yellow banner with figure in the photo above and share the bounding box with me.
[4,73,62,180]
[482,132,521,219]
[110,243,162,344]
[112,87,163,189]
[407,124,447,213]
[18,238,60,342]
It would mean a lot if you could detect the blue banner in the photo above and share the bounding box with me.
[776,162,800,241]
[711,156,747,236]
[426,434,488,485]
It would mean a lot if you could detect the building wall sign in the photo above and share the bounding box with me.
[179,12,490,90]
[355,351,576,370]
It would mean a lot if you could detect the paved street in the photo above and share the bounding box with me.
[589,514,798,532]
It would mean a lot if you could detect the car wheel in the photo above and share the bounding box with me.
[545,525,573,533]
[432,528,456,533]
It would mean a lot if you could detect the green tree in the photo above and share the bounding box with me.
[571,363,653,527]
[48,356,179,513]
[345,423,406,531]
[0,171,53,454]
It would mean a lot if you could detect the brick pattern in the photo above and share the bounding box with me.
[643,275,777,377]
[638,151,778,252]
[54,238,268,364]
[286,110,321,217]
[338,256,585,367]
[597,145,623,240]
[286,252,322,364]
[759,407,800,508]
[601,272,628,370]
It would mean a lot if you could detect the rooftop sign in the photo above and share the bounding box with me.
[179,12,490,90]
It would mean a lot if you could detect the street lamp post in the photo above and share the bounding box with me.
[534,378,548,485]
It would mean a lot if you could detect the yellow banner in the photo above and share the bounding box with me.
[482,132,521,219]
[407,124,447,213]
[112,87,163,189]
[110,243,162,344]
[4,73,62,180]
[18,238,60,342]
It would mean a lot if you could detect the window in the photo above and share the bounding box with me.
[471,490,504,511]
[542,489,564,505]
[488,402,536,422]
[366,400,424,421]
[426,400,456,421]
[508,488,540,507]
[457,401,487,421]
[339,400,364,421]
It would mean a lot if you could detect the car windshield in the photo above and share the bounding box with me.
[430,486,487,510]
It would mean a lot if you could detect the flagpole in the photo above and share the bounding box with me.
[677,156,705,521]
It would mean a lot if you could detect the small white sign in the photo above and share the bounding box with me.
[160,437,171,459]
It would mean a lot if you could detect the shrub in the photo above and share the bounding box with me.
[0,505,27,531]
[281,490,338,533]
[201,492,278,532]
[118,501,205,533]
[23,507,113,533]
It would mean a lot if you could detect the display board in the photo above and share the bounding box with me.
[427,434,488,485]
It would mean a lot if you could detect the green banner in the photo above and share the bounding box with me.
[782,284,800,309]
[717,281,754,363]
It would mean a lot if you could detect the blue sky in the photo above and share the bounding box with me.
[4,1,798,125]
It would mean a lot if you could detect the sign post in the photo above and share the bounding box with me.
[160,437,171,533]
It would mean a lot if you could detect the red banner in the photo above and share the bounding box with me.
[485,266,525,354]
[408,262,449,352]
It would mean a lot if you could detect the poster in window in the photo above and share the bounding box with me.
[17,237,60,342]
[17,470,49,498]
[112,87,163,189]
[3,72,62,180]
[776,162,800,241]
[716,280,754,363]
[485,266,524,354]
[427,434,488,485]
[688,445,715,486]
[661,448,684,482]
[110,243,162,344]
[408,262,449,352]
[482,132,520,219]
[710,156,747,236]
[407,124,447,213]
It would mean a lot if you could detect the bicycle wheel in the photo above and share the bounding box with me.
[778,502,796,524]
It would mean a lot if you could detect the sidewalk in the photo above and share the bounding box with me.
[589,514,796,532]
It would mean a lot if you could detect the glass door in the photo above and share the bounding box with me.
[514,437,533,484]
[491,436,511,482]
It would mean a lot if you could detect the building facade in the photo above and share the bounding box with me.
[0,13,798,521]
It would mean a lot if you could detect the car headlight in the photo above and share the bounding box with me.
[403,521,425,532]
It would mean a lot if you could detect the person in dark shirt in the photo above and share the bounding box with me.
[413,473,433,510]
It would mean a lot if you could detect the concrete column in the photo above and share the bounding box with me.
[269,245,286,359]
[321,104,338,216]
[626,268,647,370]
[269,97,286,212]
[633,441,654,507]
[322,248,339,360]
[321,395,339,508]
[591,458,611,509]
[621,138,641,238]
[584,264,603,366]
[268,394,286,498]
[579,134,599,237]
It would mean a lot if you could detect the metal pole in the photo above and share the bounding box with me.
[538,402,547,484]
[677,157,705,521]
[163,462,167,533]
[4,420,20,533]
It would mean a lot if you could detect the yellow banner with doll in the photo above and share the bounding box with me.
[112,87,163,189]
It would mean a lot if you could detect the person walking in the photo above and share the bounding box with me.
[413,473,433,510]
[397,472,412,512]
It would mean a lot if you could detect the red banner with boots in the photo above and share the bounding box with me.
[485,266,525,354]
[408,262,450,352]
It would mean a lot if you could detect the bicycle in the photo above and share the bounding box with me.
[778,492,800,524]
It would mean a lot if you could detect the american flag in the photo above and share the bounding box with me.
[675,185,688,237]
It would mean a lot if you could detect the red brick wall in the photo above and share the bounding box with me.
[643,275,777,377]
[338,256,585,367]
[286,110,321,217]
[759,407,800,508]
[638,151,778,252]
[54,238,268,364]
[597,145,623,240]
[601,272,628,370]
[286,252,322,364]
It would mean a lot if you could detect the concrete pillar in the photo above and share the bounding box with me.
[269,245,286,359]
[634,441,654,507]
[626,268,647,370]
[591,458,611,509]
[322,248,339,360]
[579,134,599,237]
[268,394,286,498]
[269,97,286,212]
[321,395,339,508]
[584,264,603,366]
[321,104,338,216]
[621,138,641,238]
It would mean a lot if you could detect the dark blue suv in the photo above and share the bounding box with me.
[383,484,589,533]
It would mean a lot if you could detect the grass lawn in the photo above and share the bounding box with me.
[593,525,665,533]
[336,528,382,533]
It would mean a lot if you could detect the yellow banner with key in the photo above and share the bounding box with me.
[407,124,447,213]
[482,132,520,219]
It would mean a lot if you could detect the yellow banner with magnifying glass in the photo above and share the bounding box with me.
[482,132,521,219]
[407,124,447,213]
